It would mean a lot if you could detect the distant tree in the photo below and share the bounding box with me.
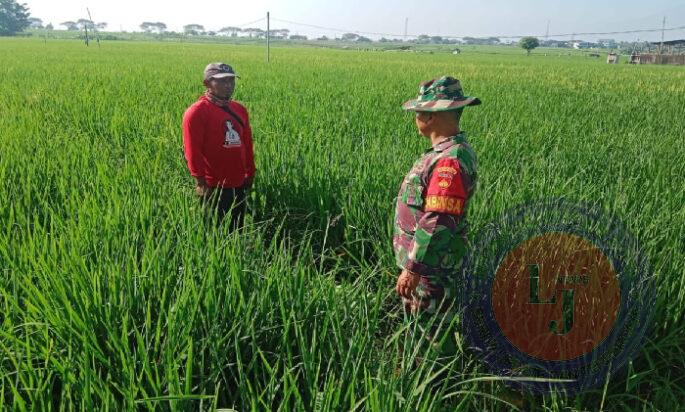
[45,22,53,30]
[95,22,106,30]
[243,27,263,38]
[416,34,430,44]
[341,32,358,41]
[0,0,31,36]
[140,22,153,32]
[27,17,42,28]
[207,31,216,36]
[183,24,204,35]
[379,37,389,42]
[140,21,166,35]
[76,18,94,30]
[462,36,499,45]
[219,26,241,36]
[289,34,307,40]
[519,36,540,55]
[316,35,329,41]
[430,36,443,44]
[356,36,371,42]
[61,20,78,30]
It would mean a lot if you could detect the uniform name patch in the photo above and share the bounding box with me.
[425,195,464,215]
[436,166,458,174]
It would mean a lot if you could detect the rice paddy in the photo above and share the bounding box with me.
[1,37,684,410]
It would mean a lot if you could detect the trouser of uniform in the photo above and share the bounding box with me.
[401,273,459,366]
[200,186,247,229]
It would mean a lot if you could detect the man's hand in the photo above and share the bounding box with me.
[194,177,212,197]
[396,269,421,299]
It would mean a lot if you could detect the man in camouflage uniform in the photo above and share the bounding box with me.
[394,76,480,358]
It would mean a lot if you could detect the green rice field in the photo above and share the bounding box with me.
[1,37,684,410]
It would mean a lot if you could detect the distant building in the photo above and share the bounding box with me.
[540,39,569,48]
[650,39,685,55]
[598,39,618,49]
[630,53,685,65]
[631,40,685,65]
[573,41,596,50]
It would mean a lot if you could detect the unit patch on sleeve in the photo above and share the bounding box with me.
[425,157,467,215]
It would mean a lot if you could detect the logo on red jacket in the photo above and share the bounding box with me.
[223,120,241,147]
[425,158,467,215]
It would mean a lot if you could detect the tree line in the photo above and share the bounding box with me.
[139,23,293,38]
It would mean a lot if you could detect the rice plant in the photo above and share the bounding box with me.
[1,37,684,411]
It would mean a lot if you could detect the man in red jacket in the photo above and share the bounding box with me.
[182,62,255,228]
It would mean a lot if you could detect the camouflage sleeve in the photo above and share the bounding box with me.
[404,157,468,277]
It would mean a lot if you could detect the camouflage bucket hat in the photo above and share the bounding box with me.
[402,76,481,112]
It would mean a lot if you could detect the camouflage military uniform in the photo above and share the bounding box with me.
[395,76,481,360]
[394,132,478,315]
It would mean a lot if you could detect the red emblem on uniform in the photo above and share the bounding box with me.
[425,158,467,215]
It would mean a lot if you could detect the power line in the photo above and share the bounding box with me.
[271,17,405,37]
[271,16,685,40]
[524,26,685,39]
[236,17,266,28]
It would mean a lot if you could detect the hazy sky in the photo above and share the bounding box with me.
[25,0,685,41]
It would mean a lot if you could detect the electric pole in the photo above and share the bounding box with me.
[660,16,666,54]
[87,8,100,48]
[267,12,270,63]
[545,20,550,41]
[404,17,408,41]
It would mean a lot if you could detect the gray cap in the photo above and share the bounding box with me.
[203,62,239,81]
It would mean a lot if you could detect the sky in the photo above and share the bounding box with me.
[24,0,685,42]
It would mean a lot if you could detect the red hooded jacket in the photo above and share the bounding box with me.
[182,96,255,188]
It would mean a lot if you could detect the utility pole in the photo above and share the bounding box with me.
[84,21,89,46]
[404,17,408,41]
[660,16,666,54]
[87,8,100,48]
[267,11,270,63]
[545,20,550,41]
